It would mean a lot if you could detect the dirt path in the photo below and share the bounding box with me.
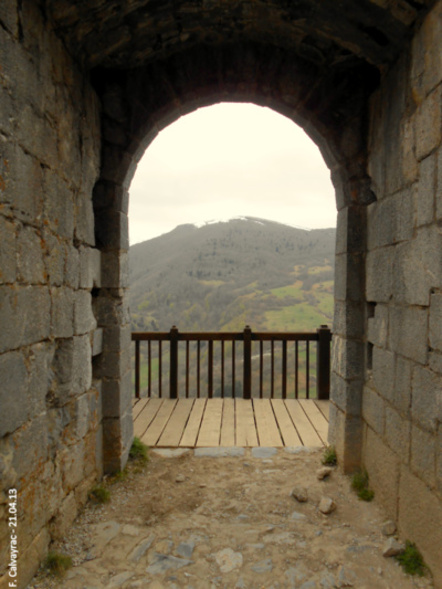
[29,447,433,589]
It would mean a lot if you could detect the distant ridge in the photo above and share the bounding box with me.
[129,217,335,332]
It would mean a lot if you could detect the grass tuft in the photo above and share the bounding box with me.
[44,552,72,577]
[351,470,374,501]
[321,445,337,466]
[395,541,427,577]
[88,484,111,504]
[129,437,149,464]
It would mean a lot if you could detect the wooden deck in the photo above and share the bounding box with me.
[132,398,329,448]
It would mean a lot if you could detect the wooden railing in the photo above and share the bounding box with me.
[132,325,331,400]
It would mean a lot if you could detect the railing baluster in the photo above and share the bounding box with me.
[243,326,252,400]
[208,339,213,398]
[221,341,225,398]
[282,339,287,399]
[158,340,162,398]
[135,339,140,399]
[259,340,263,399]
[186,340,189,398]
[169,326,178,399]
[148,340,151,397]
[295,341,299,399]
[232,341,235,398]
[197,340,201,398]
[316,325,331,400]
[271,340,274,399]
[306,340,310,399]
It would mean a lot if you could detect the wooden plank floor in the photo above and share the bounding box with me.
[132,398,329,448]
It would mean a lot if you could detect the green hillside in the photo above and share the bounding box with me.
[129,217,335,333]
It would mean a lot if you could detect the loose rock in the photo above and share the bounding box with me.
[318,497,336,515]
[381,520,397,537]
[317,467,333,480]
[291,486,308,502]
[382,537,405,557]
[175,474,186,483]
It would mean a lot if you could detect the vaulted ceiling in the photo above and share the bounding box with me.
[48,0,435,72]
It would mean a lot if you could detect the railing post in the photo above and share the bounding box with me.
[169,326,179,399]
[316,325,331,400]
[243,325,252,399]
[135,339,140,399]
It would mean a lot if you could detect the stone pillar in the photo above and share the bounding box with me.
[93,179,134,473]
[328,200,367,473]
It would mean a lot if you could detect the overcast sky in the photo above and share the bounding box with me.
[128,103,337,245]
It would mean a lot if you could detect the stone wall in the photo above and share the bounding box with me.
[0,2,105,586]
[363,0,442,582]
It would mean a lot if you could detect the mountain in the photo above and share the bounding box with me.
[129,217,335,333]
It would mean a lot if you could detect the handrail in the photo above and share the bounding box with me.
[132,325,331,400]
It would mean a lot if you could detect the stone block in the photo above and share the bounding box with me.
[327,402,362,473]
[385,406,410,463]
[75,192,95,246]
[363,427,400,520]
[102,324,132,353]
[95,208,129,250]
[330,372,362,416]
[411,1,442,99]
[362,385,385,436]
[401,115,418,184]
[50,491,78,540]
[411,365,440,432]
[393,356,412,415]
[398,465,442,587]
[74,289,97,335]
[437,146,442,221]
[411,424,436,488]
[0,350,28,437]
[14,528,50,589]
[42,229,64,286]
[389,305,428,365]
[92,327,103,356]
[429,350,442,374]
[0,141,44,224]
[93,291,131,327]
[0,216,16,284]
[27,342,54,419]
[438,429,442,495]
[95,348,131,380]
[75,393,90,439]
[415,153,436,227]
[415,85,441,162]
[334,253,364,302]
[101,371,132,418]
[331,335,365,381]
[51,286,74,338]
[72,335,93,395]
[79,246,101,289]
[335,205,365,255]
[367,198,395,249]
[11,414,48,483]
[372,346,394,402]
[64,244,80,288]
[0,285,51,353]
[42,169,75,240]
[429,292,442,351]
[0,0,18,37]
[101,250,130,288]
[16,103,58,168]
[367,304,388,347]
[60,440,85,493]
[393,227,442,306]
[332,300,364,339]
[366,247,393,303]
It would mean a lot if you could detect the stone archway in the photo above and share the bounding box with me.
[89,40,377,474]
